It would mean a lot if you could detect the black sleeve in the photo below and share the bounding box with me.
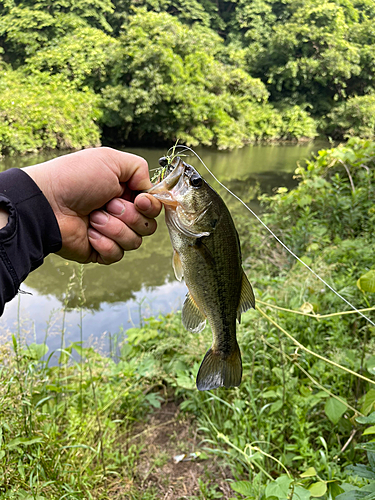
[0,168,62,316]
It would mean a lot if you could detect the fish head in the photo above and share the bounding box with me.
[148,157,220,235]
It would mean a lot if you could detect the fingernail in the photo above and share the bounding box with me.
[91,211,108,225]
[88,228,102,240]
[107,199,125,216]
[136,195,151,211]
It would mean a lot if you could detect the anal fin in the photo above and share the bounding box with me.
[237,271,255,323]
[182,292,206,333]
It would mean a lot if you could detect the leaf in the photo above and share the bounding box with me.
[230,481,253,496]
[361,394,375,417]
[330,483,345,498]
[293,486,312,500]
[12,334,17,352]
[325,397,347,424]
[357,443,375,453]
[23,343,49,360]
[263,390,278,398]
[265,476,293,499]
[70,341,84,356]
[363,426,375,436]
[336,489,374,500]
[144,393,163,409]
[346,464,375,480]
[309,481,327,497]
[175,371,196,390]
[6,437,43,450]
[300,467,317,478]
[269,400,283,415]
[357,270,375,293]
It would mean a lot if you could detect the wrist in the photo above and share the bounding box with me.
[22,165,59,217]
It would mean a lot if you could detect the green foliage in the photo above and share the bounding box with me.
[326,94,375,140]
[251,138,375,262]
[25,27,119,89]
[0,68,101,155]
[101,9,316,148]
[0,0,114,62]
[0,0,374,151]
[335,413,375,500]
[3,140,375,497]
[0,333,161,497]
[236,0,375,116]
[0,0,320,153]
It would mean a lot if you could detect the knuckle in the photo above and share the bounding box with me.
[112,222,126,240]
[128,210,140,227]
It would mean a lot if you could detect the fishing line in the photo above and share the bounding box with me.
[171,145,375,328]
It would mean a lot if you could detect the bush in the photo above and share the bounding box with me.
[325,94,375,140]
[0,68,101,155]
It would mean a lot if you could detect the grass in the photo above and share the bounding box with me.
[1,285,374,499]
[2,139,375,499]
[0,272,235,499]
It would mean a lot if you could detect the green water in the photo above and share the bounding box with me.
[0,142,329,350]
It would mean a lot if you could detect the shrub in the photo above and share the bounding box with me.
[325,94,375,140]
[0,68,101,155]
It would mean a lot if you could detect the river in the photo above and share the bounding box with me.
[0,142,329,357]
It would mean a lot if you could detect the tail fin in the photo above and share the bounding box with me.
[196,344,242,391]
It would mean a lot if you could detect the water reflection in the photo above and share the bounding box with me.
[0,141,329,350]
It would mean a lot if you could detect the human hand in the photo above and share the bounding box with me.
[23,147,162,264]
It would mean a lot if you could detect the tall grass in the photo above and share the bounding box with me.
[0,270,165,499]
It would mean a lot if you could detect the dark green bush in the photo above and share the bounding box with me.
[325,95,375,140]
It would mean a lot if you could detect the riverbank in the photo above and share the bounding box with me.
[2,139,375,499]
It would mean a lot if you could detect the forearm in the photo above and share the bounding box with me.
[0,169,62,315]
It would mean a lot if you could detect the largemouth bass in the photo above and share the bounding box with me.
[148,156,255,390]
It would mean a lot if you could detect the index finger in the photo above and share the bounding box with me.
[105,148,152,191]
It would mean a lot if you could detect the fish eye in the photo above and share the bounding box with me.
[159,157,169,167]
[190,174,203,188]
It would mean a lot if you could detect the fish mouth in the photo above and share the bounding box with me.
[147,157,185,206]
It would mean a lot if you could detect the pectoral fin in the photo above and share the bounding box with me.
[182,292,206,333]
[237,271,256,323]
[172,249,183,281]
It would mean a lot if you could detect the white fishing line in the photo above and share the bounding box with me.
[171,145,375,327]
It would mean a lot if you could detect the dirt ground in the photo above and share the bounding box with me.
[109,401,235,499]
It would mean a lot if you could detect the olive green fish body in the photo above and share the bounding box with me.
[148,157,255,390]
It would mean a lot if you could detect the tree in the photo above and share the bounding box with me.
[25,27,119,89]
[101,9,313,149]
[0,0,114,63]
[234,0,375,115]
